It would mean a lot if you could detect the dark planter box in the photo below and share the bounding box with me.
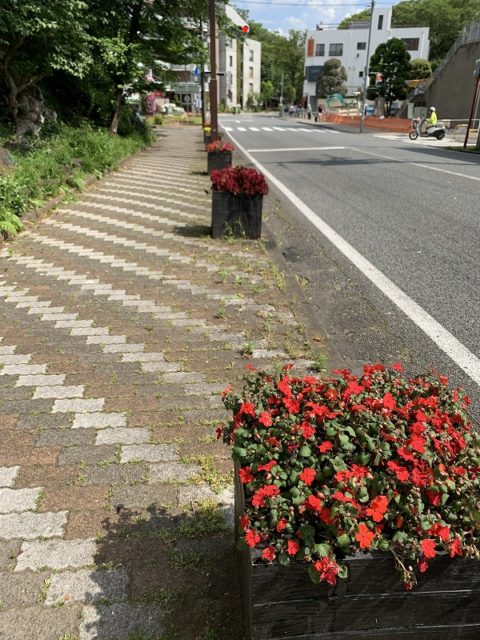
[207,150,232,175]
[234,471,480,640]
[204,132,212,144]
[211,191,263,239]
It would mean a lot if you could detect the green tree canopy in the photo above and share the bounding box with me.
[0,0,92,135]
[315,58,347,98]
[409,58,432,79]
[368,38,411,116]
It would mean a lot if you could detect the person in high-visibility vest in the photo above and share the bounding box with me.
[426,106,438,127]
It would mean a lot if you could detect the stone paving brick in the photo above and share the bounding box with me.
[95,427,150,445]
[45,567,129,606]
[0,539,21,570]
[58,444,116,465]
[0,466,19,487]
[72,412,126,429]
[0,511,67,540]
[0,605,82,640]
[148,462,199,483]
[40,485,107,512]
[33,384,84,399]
[0,570,46,607]
[52,397,105,413]
[110,483,178,510]
[16,374,66,387]
[120,444,178,463]
[84,463,148,486]
[36,428,95,447]
[0,363,47,376]
[0,487,41,513]
[15,538,96,571]
[79,602,164,640]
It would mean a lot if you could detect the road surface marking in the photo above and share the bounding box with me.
[350,147,480,183]
[227,133,480,387]
[248,146,346,153]
[261,127,274,131]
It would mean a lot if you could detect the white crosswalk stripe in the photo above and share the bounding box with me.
[221,125,340,134]
[261,127,273,131]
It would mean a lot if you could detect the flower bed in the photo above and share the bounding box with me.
[219,364,480,638]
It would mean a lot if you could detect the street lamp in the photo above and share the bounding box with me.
[360,0,375,133]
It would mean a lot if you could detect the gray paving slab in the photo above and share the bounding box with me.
[45,567,129,605]
[15,538,96,571]
[0,511,68,540]
[80,602,164,640]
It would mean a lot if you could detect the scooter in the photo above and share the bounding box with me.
[408,117,446,140]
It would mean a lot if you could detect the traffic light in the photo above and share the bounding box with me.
[240,24,249,34]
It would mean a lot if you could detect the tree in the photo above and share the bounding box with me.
[368,38,411,116]
[260,80,274,109]
[315,58,347,98]
[409,58,432,79]
[338,9,370,29]
[0,0,92,136]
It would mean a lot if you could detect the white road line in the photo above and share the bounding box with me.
[250,127,260,131]
[248,146,346,153]
[237,127,247,131]
[273,127,284,131]
[227,133,480,387]
[261,127,274,131]
[350,146,480,183]
[222,127,233,131]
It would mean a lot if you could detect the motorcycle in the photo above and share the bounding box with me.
[408,117,446,140]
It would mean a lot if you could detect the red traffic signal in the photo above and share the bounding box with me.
[241,24,249,33]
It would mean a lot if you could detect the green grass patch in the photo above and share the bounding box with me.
[0,123,152,239]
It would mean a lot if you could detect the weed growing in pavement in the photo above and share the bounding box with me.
[311,353,328,372]
[182,454,232,493]
[214,305,226,319]
[177,500,230,538]
[240,341,254,357]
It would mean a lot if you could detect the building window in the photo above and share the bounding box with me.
[229,55,233,67]
[402,38,419,51]
[357,42,366,50]
[359,70,364,78]
[378,14,384,29]
[315,43,325,56]
[249,66,254,79]
[249,50,254,62]
[329,43,343,56]
[249,83,254,93]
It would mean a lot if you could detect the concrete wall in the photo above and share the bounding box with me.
[412,41,480,121]
[219,35,238,108]
[242,39,262,108]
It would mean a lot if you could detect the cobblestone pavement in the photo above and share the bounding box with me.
[0,126,315,640]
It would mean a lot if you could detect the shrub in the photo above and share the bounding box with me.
[205,140,234,153]
[218,364,480,589]
[210,166,269,196]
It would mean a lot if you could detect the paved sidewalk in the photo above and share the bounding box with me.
[0,126,314,640]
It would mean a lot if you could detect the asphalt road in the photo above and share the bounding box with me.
[220,113,480,418]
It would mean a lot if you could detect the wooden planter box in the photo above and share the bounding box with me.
[211,191,263,239]
[207,150,232,175]
[234,472,480,640]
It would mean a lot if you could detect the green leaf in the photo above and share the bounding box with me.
[300,524,315,545]
[308,564,321,584]
[336,533,350,548]
[337,564,348,579]
[313,543,331,557]
[339,434,349,446]
[332,456,347,471]
[299,445,312,457]
[278,552,290,566]
[232,446,247,459]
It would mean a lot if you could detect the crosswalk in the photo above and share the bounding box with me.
[221,126,339,134]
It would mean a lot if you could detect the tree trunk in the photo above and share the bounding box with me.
[109,87,123,134]
[15,86,45,137]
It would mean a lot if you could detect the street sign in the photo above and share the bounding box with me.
[183,95,191,103]
[172,82,200,94]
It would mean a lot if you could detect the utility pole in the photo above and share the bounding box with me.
[360,0,375,133]
[209,0,219,140]
[279,72,284,118]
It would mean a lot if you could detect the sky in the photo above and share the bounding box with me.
[231,0,397,35]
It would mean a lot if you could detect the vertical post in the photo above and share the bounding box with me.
[464,72,480,149]
[209,0,219,140]
[360,0,375,133]
[279,72,284,118]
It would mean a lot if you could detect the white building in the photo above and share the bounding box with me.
[303,6,430,106]
[241,39,262,108]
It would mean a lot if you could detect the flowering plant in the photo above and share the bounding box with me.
[210,166,269,196]
[218,364,480,589]
[205,140,234,153]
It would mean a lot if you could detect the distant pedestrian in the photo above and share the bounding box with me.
[307,104,312,120]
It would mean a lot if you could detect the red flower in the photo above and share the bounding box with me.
[239,466,254,484]
[366,495,388,522]
[300,421,315,439]
[408,434,426,454]
[287,539,300,556]
[429,522,450,542]
[418,557,429,573]
[387,460,410,482]
[421,538,436,559]
[276,518,288,532]
[251,484,280,508]
[426,489,441,506]
[245,529,261,548]
[205,140,234,152]
[300,468,316,486]
[383,392,396,409]
[343,380,365,399]
[221,385,233,398]
[397,447,416,462]
[258,411,272,427]
[304,495,323,512]
[313,557,339,586]
[392,362,404,372]
[318,441,333,453]
[210,166,269,196]
[258,460,276,472]
[449,538,463,557]
[355,523,375,549]
[240,402,256,417]
[239,515,250,531]
[262,546,276,562]
[284,397,300,413]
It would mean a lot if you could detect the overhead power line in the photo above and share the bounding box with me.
[233,1,391,6]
